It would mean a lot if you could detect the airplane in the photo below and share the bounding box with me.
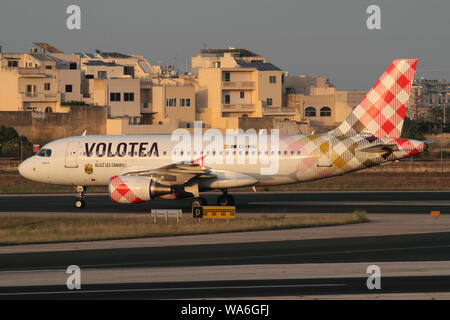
[18,59,428,209]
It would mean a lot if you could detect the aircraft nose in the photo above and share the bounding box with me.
[18,159,33,179]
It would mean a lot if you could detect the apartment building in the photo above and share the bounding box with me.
[193,48,284,131]
[78,50,158,79]
[408,79,449,122]
[0,43,372,137]
[75,50,196,134]
[285,75,366,129]
[192,48,366,132]
[0,43,82,113]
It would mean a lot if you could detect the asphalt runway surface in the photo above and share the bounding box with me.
[0,191,449,299]
[0,191,449,214]
[1,232,450,299]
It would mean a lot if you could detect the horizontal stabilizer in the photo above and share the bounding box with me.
[358,144,399,153]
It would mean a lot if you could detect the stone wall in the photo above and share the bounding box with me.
[0,105,107,141]
[239,117,310,134]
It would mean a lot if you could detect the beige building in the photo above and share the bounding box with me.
[107,84,196,135]
[74,50,198,134]
[78,51,158,79]
[0,44,82,113]
[193,48,285,131]
[83,78,141,118]
[191,48,365,133]
[285,75,366,130]
[0,43,369,137]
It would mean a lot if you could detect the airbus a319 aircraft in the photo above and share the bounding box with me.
[19,59,428,209]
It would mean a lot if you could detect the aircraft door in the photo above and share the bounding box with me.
[65,141,80,168]
[317,139,332,167]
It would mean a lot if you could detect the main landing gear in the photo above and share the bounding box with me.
[191,197,207,207]
[74,186,86,209]
[190,189,235,208]
[217,189,235,206]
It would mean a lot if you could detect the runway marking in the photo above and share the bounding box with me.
[249,201,450,206]
[2,244,450,272]
[0,283,347,296]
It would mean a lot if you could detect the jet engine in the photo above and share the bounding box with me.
[108,175,172,203]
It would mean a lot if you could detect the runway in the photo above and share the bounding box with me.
[1,230,450,299]
[0,191,449,299]
[0,191,449,214]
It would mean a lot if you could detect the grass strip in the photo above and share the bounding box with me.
[0,211,368,246]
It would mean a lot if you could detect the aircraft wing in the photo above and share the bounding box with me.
[122,162,216,186]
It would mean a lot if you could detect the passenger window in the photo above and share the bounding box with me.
[38,149,46,157]
[45,149,52,157]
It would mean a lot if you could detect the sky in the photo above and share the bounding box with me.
[1,0,449,91]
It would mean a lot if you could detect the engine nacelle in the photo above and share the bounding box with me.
[108,175,172,203]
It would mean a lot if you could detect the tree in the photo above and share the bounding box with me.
[401,117,433,140]
[0,125,34,158]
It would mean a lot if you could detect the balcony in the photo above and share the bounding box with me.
[222,81,255,90]
[141,102,156,113]
[17,67,46,78]
[140,80,153,88]
[262,106,297,116]
[222,104,256,113]
[20,92,59,102]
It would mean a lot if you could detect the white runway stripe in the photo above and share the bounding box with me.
[2,261,450,287]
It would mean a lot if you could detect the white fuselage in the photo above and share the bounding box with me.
[18,133,424,190]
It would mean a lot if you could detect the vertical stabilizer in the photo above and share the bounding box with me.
[329,59,418,138]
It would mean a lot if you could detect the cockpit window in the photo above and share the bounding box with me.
[37,149,52,157]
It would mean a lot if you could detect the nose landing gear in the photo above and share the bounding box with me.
[74,186,86,209]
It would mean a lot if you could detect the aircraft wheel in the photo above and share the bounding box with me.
[217,194,235,206]
[74,199,85,209]
[191,197,207,208]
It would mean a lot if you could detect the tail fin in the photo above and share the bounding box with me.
[330,59,418,138]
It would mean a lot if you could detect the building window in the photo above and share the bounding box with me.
[98,71,107,79]
[26,85,36,94]
[180,98,191,107]
[110,92,121,101]
[223,72,230,82]
[69,62,77,70]
[224,94,231,104]
[45,106,53,113]
[7,60,18,67]
[124,92,135,102]
[124,66,134,77]
[45,65,52,70]
[44,83,51,91]
[320,106,332,117]
[240,91,245,99]
[269,76,276,84]
[266,98,273,106]
[305,107,316,117]
[65,84,72,93]
[166,98,177,107]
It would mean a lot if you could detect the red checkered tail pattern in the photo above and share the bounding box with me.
[329,59,418,138]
